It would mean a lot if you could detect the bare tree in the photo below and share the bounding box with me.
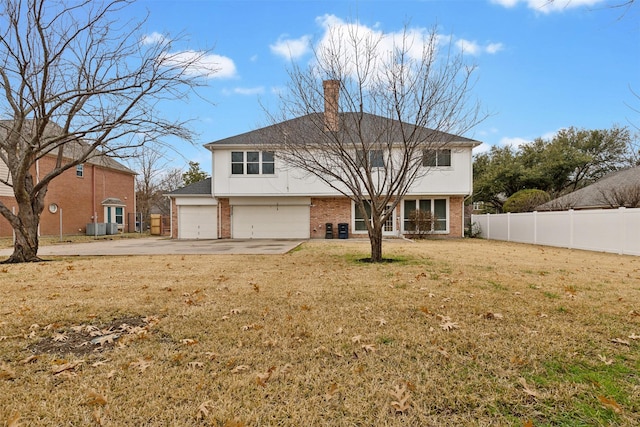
[266,23,484,262]
[0,0,210,262]
[598,183,640,208]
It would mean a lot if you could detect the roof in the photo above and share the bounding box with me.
[538,166,640,210]
[205,112,481,149]
[166,178,212,196]
[0,120,135,175]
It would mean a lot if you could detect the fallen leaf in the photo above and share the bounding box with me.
[85,390,108,406]
[523,420,534,427]
[129,357,152,372]
[351,335,362,343]
[362,344,377,353]
[440,321,459,331]
[1,363,16,380]
[197,400,214,420]
[598,395,622,413]
[377,318,387,326]
[52,332,68,342]
[325,383,339,401]
[256,366,276,387]
[91,333,119,346]
[188,361,204,369]
[597,354,613,365]
[518,377,540,398]
[6,412,21,427]
[436,347,450,359]
[611,338,630,346]
[484,312,503,320]
[19,355,39,364]
[180,338,199,345]
[231,364,250,373]
[389,383,411,414]
[628,333,639,340]
[52,360,84,375]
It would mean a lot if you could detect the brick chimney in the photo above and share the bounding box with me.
[323,79,340,132]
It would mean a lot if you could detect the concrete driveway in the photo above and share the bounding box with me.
[0,237,304,257]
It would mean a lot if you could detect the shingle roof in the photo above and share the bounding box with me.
[0,120,135,175]
[204,112,481,148]
[538,166,640,210]
[166,178,212,196]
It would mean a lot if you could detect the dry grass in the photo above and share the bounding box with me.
[0,239,639,426]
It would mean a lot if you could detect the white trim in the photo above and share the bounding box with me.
[351,200,397,236]
[400,197,450,234]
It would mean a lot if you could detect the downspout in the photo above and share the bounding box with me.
[36,159,40,236]
[92,164,97,237]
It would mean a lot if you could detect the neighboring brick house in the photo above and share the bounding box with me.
[168,82,480,240]
[0,142,136,237]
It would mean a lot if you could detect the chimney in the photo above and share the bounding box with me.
[323,79,340,132]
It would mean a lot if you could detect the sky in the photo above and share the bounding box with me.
[124,0,639,174]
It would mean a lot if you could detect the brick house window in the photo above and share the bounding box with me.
[403,199,448,232]
[76,164,84,177]
[231,151,275,175]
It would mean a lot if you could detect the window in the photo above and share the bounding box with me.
[231,151,275,175]
[354,201,394,232]
[403,199,447,232]
[76,164,84,177]
[422,149,451,167]
[356,149,384,168]
[115,207,124,225]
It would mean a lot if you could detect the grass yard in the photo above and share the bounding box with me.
[0,239,639,426]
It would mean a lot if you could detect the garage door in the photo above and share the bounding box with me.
[232,205,309,239]
[178,205,217,239]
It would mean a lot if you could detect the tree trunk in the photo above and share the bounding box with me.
[369,225,383,262]
[2,203,43,264]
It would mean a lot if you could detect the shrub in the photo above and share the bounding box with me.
[406,210,435,238]
[503,189,551,213]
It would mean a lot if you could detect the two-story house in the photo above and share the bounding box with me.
[168,82,480,240]
[0,129,136,237]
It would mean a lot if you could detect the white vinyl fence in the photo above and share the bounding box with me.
[471,207,640,256]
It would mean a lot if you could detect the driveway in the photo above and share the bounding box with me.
[0,237,304,257]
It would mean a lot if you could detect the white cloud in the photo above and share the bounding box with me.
[270,35,312,60]
[233,86,265,95]
[486,43,504,54]
[141,31,167,45]
[159,50,237,79]
[491,0,607,13]
[456,39,481,55]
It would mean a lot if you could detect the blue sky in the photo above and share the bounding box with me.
[127,0,639,174]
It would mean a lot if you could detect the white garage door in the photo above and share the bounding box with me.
[232,205,309,239]
[178,205,217,239]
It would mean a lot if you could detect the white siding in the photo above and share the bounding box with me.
[0,161,13,196]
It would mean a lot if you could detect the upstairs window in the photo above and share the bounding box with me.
[356,149,384,168]
[231,151,275,175]
[76,164,84,177]
[423,149,451,167]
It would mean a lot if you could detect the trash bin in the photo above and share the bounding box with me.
[325,223,333,239]
[338,223,348,239]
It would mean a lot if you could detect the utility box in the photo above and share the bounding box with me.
[86,223,106,236]
[325,223,333,239]
[338,223,348,239]
[105,223,119,235]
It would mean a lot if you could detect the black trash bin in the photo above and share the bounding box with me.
[325,223,333,239]
[338,223,348,239]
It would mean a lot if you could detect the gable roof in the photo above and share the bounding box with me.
[205,112,481,149]
[0,120,135,175]
[538,166,640,210]
[166,178,212,196]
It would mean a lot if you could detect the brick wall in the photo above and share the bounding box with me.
[449,196,464,238]
[0,156,135,237]
[309,197,351,239]
[218,198,231,239]
[170,198,178,239]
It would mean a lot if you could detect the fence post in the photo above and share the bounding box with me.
[533,211,537,245]
[569,209,574,249]
[507,212,511,242]
[486,213,491,240]
[619,207,626,255]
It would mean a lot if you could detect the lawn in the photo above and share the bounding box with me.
[0,239,638,426]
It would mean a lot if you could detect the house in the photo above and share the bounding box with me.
[537,166,640,211]
[168,82,480,240]
[0,135,136,237]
